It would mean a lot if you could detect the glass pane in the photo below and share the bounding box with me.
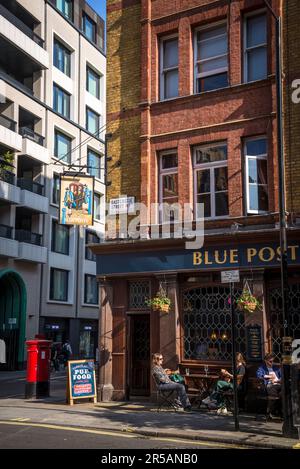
[197,169,210,193]
[53,175,60,204]
[87,109,99,134]
[52,269,67,301]
[247,14,267,48]
[247,47,267,81]
[85,276,98,304]
[196,73,228,93]
[87,69,100,98]
[197,33,227,61]
[248,158,267,184]
[246,138,267,156]
[215,167,228,191]
[84,15,95,42]
[161,153,177,169]
[258,185,269,211]
[162,173,178,199]
[215,192,229,216]
[198,24,227,43]
[94,194,101,219]
[88,151,101,178]
[197,55,227,74]
[249,185,259,211]
[195,145,227,164]
[164,69,178,99]
[163,38,178,68]
[55,132,71,163]
[197,193,211,218]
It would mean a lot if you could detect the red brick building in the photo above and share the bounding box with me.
[93,0,300,404]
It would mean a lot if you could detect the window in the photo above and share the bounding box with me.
[86,107,100,135]
[87,149,101,179]
[54,39,71,77]
[52,174,60,205]
[82,13,96,43]
[245,137,268,214]
[194,23,228,93]
[51,220,70,255]
[84,275,98,304]
[193,144,228,219]
[87,67,100,99]
[94,193,101,220]
[244,13,267,82]
[56,0,73,21]
[159,151,178,222]
[160,36,178,100]
[50,268,68,302]
[54,130,72,164]
[85,230,99,261]
[53,84,70,118]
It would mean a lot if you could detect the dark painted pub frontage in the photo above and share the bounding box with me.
[92,228,300,409]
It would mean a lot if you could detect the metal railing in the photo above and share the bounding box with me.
[19,127,45,146]
[0,169,15,185]
[17,178,44,196]
[15,229,42,246]
[0,4,44,48]
[0,114,17,131]
[0,224,12,239]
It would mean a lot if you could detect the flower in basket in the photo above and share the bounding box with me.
[145,293,171,313]
[236,290,262,313]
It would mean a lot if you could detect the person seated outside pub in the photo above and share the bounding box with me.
[256,353,281,417]
[151,353,191,411]
[202,353,246,413]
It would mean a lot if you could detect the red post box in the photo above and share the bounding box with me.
[25,340,52,399]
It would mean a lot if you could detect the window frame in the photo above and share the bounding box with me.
[194,20,228,94]
[193,143,229,220]
[53,83,71,118]
[53,38,71,77]
[159,34,179,101]
[50,267,69,302]
[244,136,269,215]
[94,193,102,221]
[87,148,102,180]
[243,10,268,83]
[52,173,60,206]
[86,107,100,135]
[54,129,72,164]
[82,12,96,43]
[158,149,179,223]
[86,66,101,100]
[56,0,73,21]
[51,219,70,255]
[85,230,99,261]
[84,274,99,305]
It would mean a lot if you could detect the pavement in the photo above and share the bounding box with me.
[0,370,300,449]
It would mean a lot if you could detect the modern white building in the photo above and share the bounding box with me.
[0,0,106,369]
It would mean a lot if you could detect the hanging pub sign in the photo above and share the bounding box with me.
[67,359,97,405]
[59,174,94,226]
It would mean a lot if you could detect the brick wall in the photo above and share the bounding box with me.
[282,0,300,217]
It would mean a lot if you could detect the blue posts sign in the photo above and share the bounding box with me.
[67,360,97,405]
[96,241,300,275]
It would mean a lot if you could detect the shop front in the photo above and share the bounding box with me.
[92,230,300,402]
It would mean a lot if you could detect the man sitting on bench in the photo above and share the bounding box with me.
[256,353,281,417]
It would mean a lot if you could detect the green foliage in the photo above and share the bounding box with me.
[236,289,262,313]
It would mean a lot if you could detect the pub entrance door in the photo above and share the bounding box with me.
[128,314,150,396]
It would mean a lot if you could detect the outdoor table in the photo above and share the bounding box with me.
[183,373,219,408]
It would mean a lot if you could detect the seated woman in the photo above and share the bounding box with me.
[151,353,191,411]
[203,353,246,413]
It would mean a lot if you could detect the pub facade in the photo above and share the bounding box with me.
[95,0,300,404]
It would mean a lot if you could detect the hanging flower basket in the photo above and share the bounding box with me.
[146,285,171,313]
[236,290,262,313]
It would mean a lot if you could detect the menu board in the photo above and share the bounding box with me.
[246,325,263,361]
[67,360,97,405]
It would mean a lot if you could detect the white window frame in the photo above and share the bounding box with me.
[194,20,228,94]
[193,143,228,220]
[160,34,179,101]
[244,136,268,215]
[243,9,267,83]
[158,149,178,223]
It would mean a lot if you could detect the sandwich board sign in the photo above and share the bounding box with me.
[67,359,97,405]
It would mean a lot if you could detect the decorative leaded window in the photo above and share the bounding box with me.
[129,281,150,309]
[183,286,246,361]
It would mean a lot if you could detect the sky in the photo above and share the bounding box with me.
[87,0,106,21]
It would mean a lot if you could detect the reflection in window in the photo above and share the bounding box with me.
[245,137,268,214]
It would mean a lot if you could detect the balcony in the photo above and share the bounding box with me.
[15,228,47,263]
[0,115,22,151]
[0,169,20,204]
[17,178,48,213]
[19,127,49,165]
[0,223,18,257]
[0,4,49,71]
